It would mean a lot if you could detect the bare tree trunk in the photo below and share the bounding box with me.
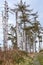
[35,42,36,52]
[39,41,41,52]
[34,36,37,52]
[25,34,28,52]
[30,44,31,53]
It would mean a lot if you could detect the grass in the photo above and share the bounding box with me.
[0,49,43,65]
[12,50,33,65]
[0,49,33,65]
[37,52,43,65]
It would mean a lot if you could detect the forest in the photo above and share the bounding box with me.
[0,0,43,65]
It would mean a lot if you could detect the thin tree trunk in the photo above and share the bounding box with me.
[25,34,28,52]
[30,43,31,53]
[39,41,40,52]
[35,33,36,52]
[35,42,36,52]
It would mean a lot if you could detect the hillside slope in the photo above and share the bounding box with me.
[33,52,43,65]
[0,49,33,65]
[0,49,43,65]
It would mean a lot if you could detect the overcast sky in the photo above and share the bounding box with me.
[0,0,43,26]
[0,0,43,47]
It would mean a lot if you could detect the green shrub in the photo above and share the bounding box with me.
[38,54,43,65]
